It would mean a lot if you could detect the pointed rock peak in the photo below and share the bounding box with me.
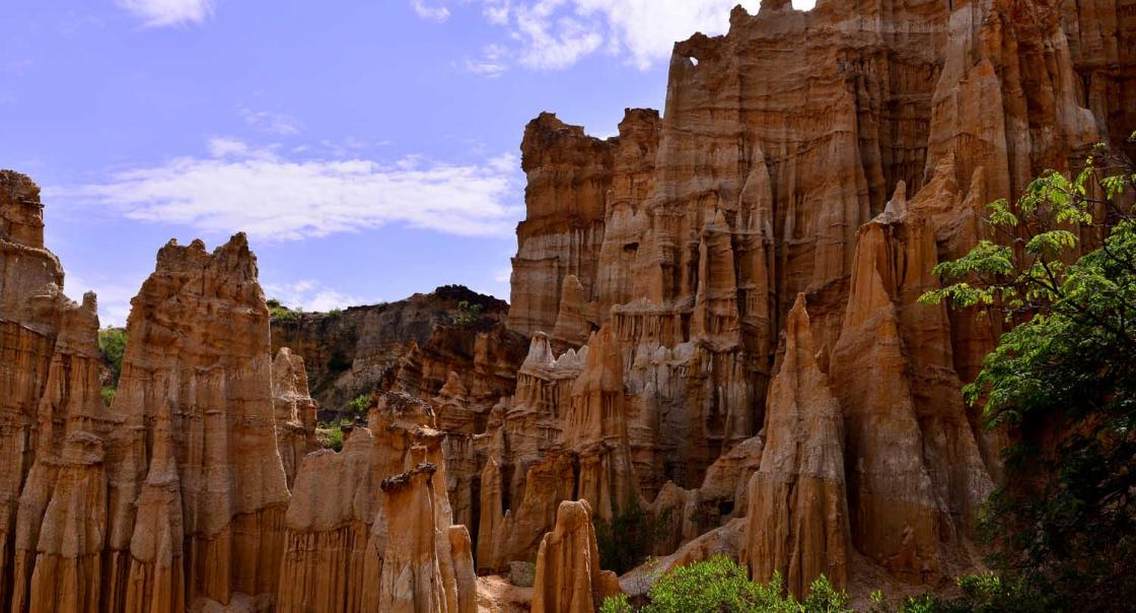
[532,498,620,613]
[730,4,754,28]
[553,499,592,532]
[523,332,556,369]
[618,108,661,134]
[884,181,908,218]
[575,326,622,394]
[784,293,818,368]
[844,225,897,330]
[80,291,98,314]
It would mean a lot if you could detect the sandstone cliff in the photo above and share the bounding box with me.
[2,176,478,611]
[495,0,1134,601]
[0,0,1133,610]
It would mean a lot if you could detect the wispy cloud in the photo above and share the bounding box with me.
[50,138,523,243]
[116,0,214,27]
[464,44,509,78]
[241,108,302,136]
[415,1,773,70]
[411,0,451,22]
[263,279,363,313]
[416,1,817,71]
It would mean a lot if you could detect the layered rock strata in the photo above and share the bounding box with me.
[741,295,850,598]
[105,234,290,610]
[272,348,319,489]
[497,0,1133,597]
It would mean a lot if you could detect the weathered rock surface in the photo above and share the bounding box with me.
[1,0,1134,609]
[1,171,112,611]
[277,392,474,613]
[270,285,524,417]
[493,0,1134,600]
[531,500,620,613]
[272,348,318,489]
[741,295,850,598]
[106,234,290,610]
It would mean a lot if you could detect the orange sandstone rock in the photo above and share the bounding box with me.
[531,500,620,613]
[741,295,850,598]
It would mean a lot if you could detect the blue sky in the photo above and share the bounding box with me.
[1,0,814,325]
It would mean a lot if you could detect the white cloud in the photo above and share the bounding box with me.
[241,108,302,136]
[416,1,821,71]
[207,136,251,158]
[411,0,451,22]
[464,44,510,78]
[263,280,362,313]
[116,0,213,28]
[50,138,523,242]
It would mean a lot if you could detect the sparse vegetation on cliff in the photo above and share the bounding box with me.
[452,299,484,327]
[316,421,346,452]
[267,298,301,322]
[346,393,371,418]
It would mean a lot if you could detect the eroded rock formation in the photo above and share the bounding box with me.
[272,348,318,489]
[741,295,850,598]
[1,0,1134,610]
[531,500,620,613]
[277,392,475,613]
[492,0,1133,601]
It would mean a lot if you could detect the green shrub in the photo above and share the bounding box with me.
[268,298,301,322]
[346,393,371,417]
[100,386,116,407]
[98,327,127,385]
[594,503,670,575]
[602,556,851,613]
[881,573,1053,613]
[452,300,484,327]
[317,422,345,452]
[600,594,634,613]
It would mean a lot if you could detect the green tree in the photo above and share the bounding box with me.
[922,142,1136,609]
[98,327,127,406]
[98,327,127,383]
